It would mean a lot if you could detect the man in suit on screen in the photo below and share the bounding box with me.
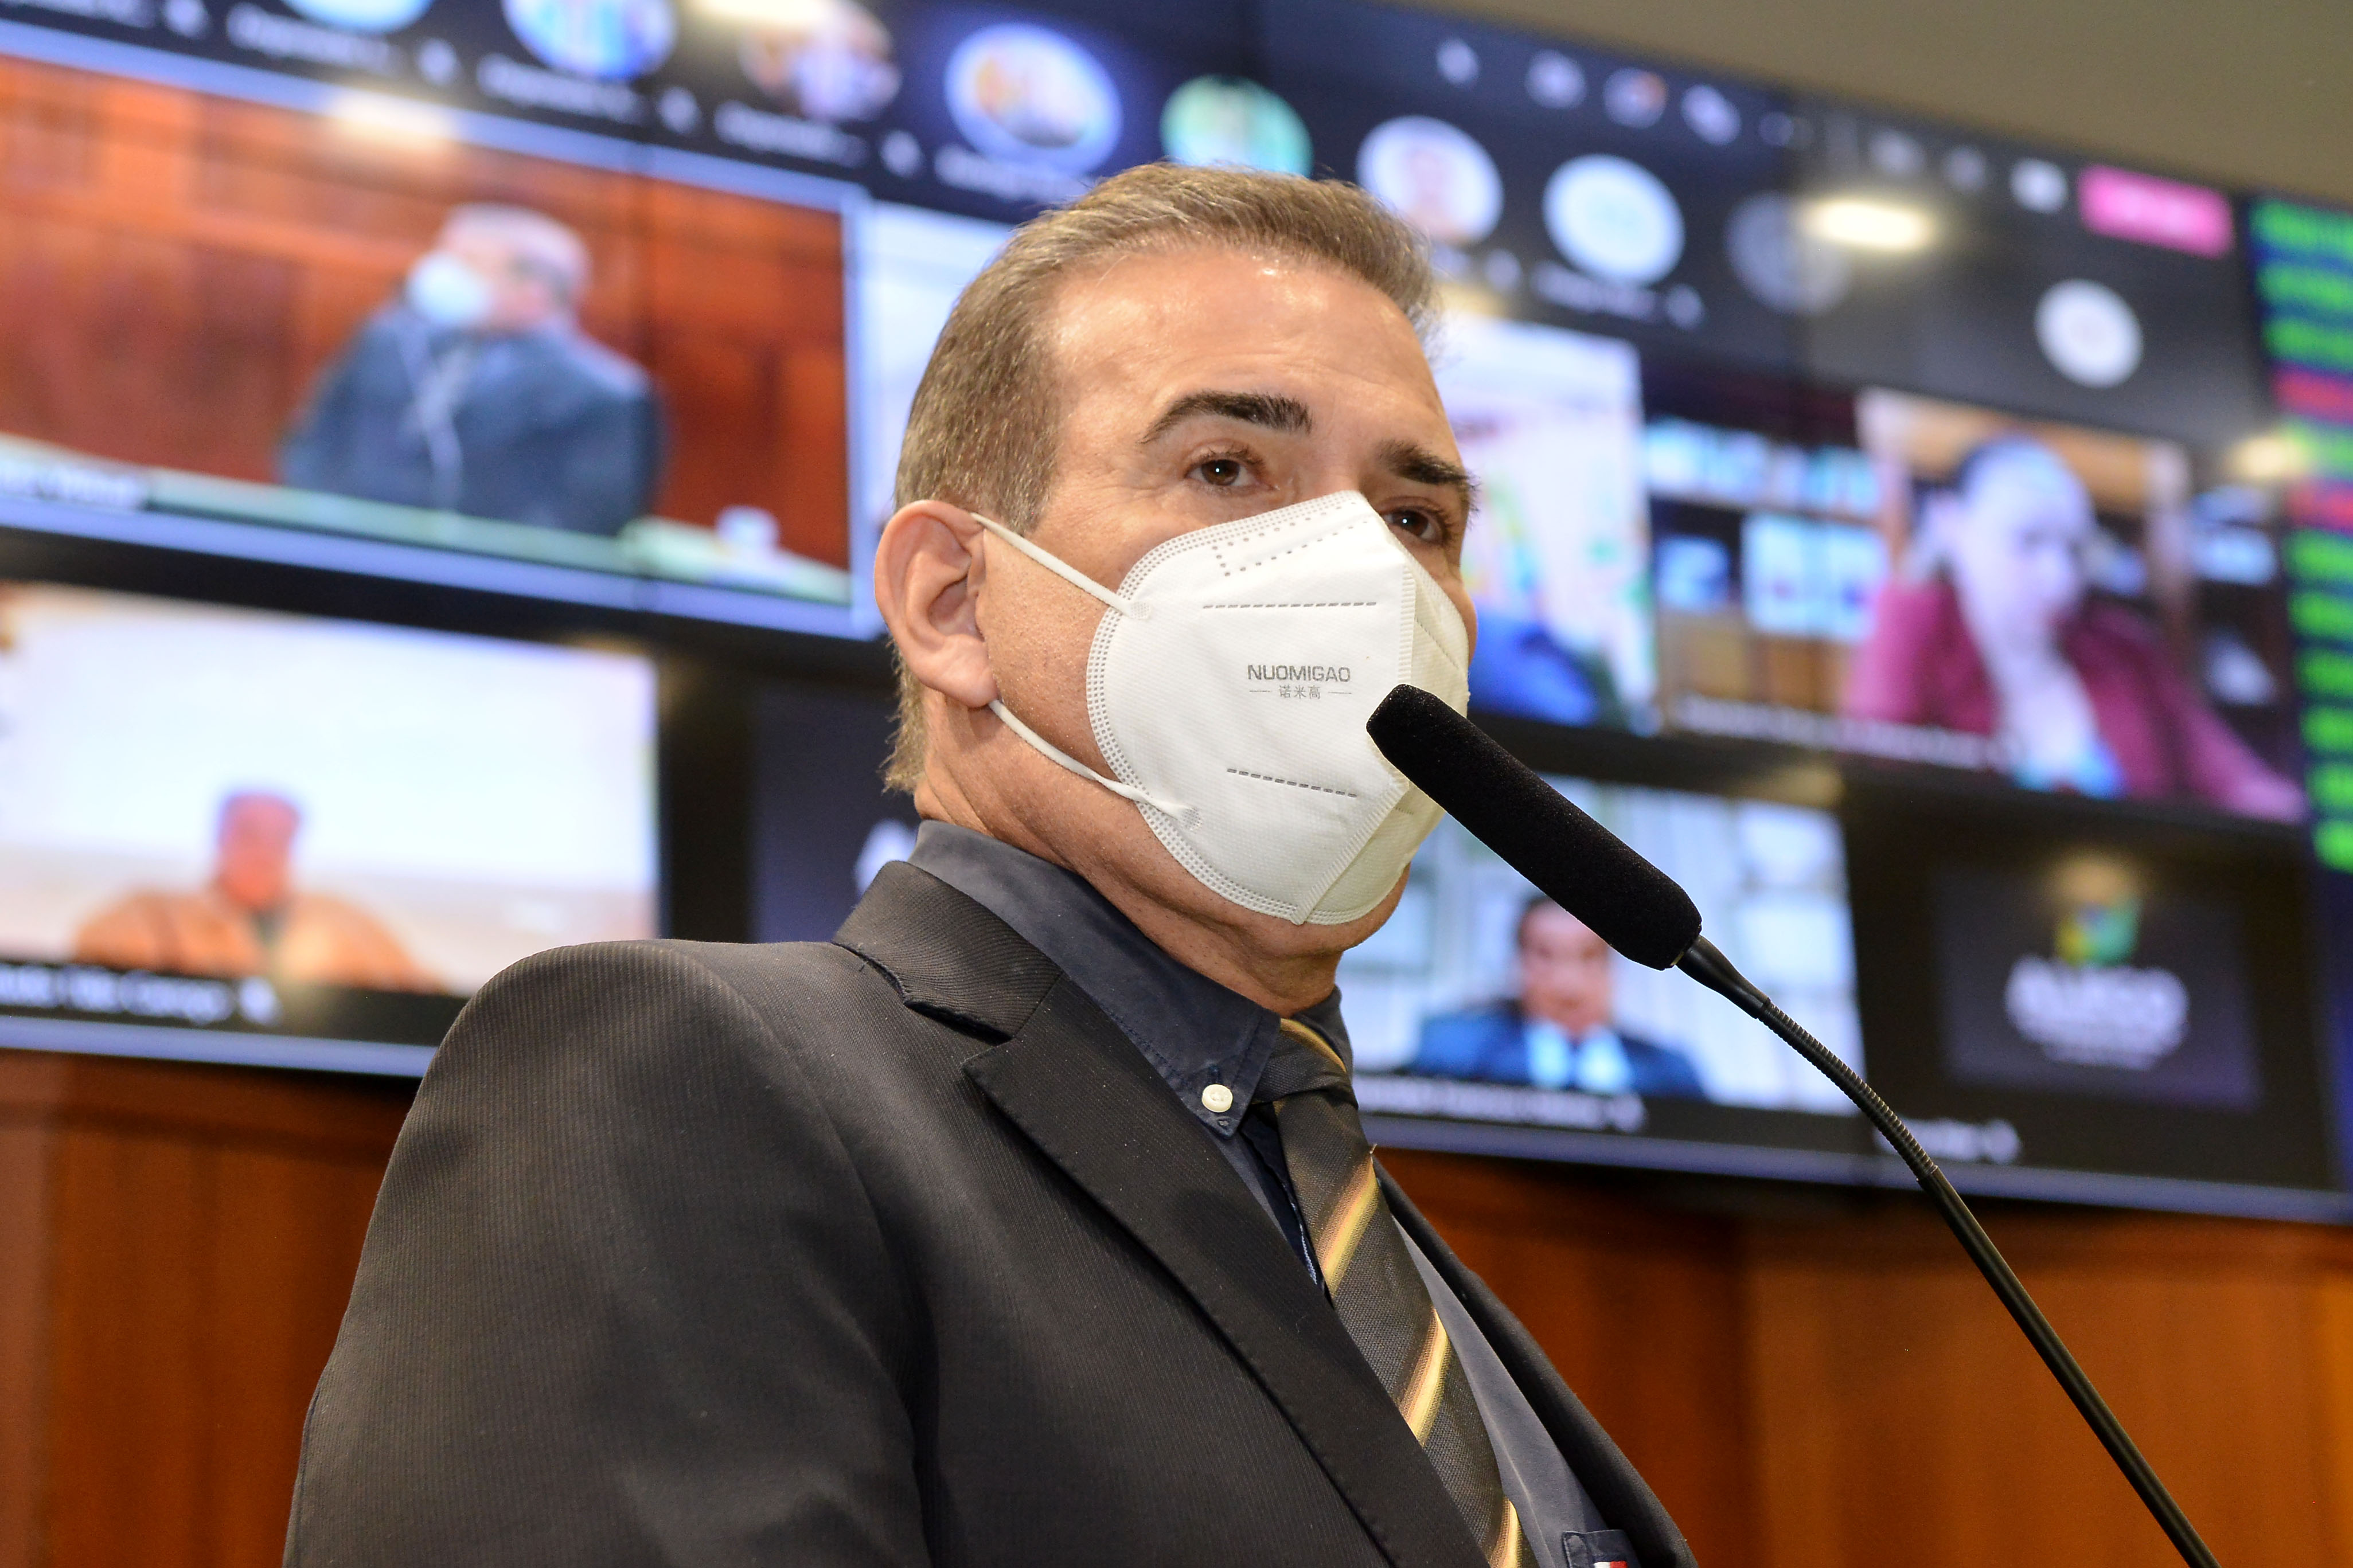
[286,164,1693,1568]
[1414,896,1706,1100]
[279,204,662,538]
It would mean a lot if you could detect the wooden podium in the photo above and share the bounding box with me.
[0,1050,409,1568]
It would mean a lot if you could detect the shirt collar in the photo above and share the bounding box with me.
[905,821,1352,1136]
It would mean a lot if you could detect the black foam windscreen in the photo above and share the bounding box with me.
[1368,686,1703,969]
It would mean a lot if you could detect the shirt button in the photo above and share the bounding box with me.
[1201,1082,1235,1114]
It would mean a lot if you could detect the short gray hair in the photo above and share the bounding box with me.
[442,203,590,307]
[885,163,1436,792]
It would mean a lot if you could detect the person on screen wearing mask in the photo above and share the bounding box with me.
[1413,896,1704,1100]
[1841,436,2304,821]
[72,791,435,992]
[279,205,663,537]
[287,166,1692,1568]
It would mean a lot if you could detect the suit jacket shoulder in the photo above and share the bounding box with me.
[1412,1002,1522,1079]
[288,935,942,1566]
[1618,1033,1707,1099]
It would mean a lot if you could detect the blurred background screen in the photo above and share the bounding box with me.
[0,582,657,1072]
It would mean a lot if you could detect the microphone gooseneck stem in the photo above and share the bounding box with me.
[1675,936,2222,1568]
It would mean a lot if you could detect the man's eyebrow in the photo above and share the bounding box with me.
[1140,390,1313,446]
[1379,438,1480,513]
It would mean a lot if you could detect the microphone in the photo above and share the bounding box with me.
[1364,678,1700,969]
[1367,686,2219,1568]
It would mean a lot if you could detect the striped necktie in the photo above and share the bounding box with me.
[1261,1018,1538,1568]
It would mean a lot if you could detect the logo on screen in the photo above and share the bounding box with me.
[1545,155,1684,286]
[738,0,899,123]
[945,23,1121,174]
[2003,895,2188,1070]
[504,0,674,81]
[1162,76,1310,178]
[286,0,433,32]
[1357,117,1502,248]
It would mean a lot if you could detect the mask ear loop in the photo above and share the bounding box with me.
[971,514,1148,619]
[970,514,1194,826]
[986,698,1199,828]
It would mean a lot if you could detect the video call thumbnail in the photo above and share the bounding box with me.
[0,53,854,616]
[1648,380,2304,821]
[1341,773,1862,1124]
[832,2,1254,221]
[1435,315,1655,729]
[0,584,655,1054]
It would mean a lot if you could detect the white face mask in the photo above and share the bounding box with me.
[978,490,1472,926]
[406,252,495,331]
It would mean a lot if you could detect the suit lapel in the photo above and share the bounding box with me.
[838,865,1482,1568]
[835,862,1065,1042]
[1382,1171,1698,1568]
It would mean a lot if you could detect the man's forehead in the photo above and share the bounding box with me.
[1047,247,1435,389]
[224,795,299,828]
[1528,904,1603,941]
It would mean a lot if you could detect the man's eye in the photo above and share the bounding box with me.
[1196,457,1246,487]
[1387,508,1444,543]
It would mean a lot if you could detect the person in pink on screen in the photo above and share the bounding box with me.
[72,791,439,991]
[1842,436,2304,820]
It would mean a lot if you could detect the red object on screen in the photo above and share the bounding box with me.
[2290,482,2353,533]
[1843,576,2301,819]
[2276,367,2353,426]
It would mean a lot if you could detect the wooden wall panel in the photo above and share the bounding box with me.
[1385,1151,2353,1568]
[2317,1276,2353,1560]
[1740,1207,2348,1568]
[0,1127,52,1568]
[45,1128,213,1568]
[0,56,850,563]
[203,1148,385,1568]
[0,1052,408,1568]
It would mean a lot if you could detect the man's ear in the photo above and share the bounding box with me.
[875,499,998,711]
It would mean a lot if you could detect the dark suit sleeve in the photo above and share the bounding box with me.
[284,941,929,1567]
[279,338,370,494]
[1624,1037,1707,1100]
[555,385,664,536]
[1411,1007,1520,1083]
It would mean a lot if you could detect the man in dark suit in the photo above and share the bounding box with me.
[1414,896,1707,1100]
[279,204,662,537]
[286,165,1694,1568]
